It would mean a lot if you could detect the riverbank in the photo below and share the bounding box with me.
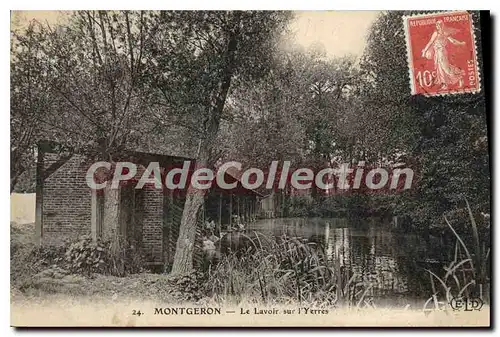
[10,220,420,311]
[11,218,490,321]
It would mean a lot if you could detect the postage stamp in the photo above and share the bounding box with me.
[403,11,481,96]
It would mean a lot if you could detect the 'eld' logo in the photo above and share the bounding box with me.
[449,297,484,311]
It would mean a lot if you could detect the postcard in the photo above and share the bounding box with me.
[10,10,490,327]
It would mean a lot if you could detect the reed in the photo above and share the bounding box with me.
[205,234,372,307]
[423,199,490,312]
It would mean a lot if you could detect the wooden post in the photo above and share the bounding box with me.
[237,195,240,218]
[248,197,252,222]
[218,192,222,234]
[228,192,232,230]
[253,198,256,221]
[130,187,135,242]
[163,188,173,268]
[245,196,249,223]
[91,190,104,242]
[202,200,205,223]
[242,196,246,222]
[252,197,255,221]
[118,184,133,240]
[34,145,44,246]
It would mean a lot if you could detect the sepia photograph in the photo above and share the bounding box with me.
[9,9,491,327]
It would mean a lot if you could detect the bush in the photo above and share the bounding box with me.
[64,235,145,277]
[64,236,108,276]
[165,272,207,302]
[11,228,145,289]
[288,195,313,217]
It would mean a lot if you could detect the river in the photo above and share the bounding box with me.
[248,217,450,307]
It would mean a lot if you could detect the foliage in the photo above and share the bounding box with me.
[205,234,373,307]
[163,272,208,302]
[10,22,54,192]
[358,11,490,231]
[423,202,490,312]
[10,11,491,279]
[224,42,362,178]
[287,195,313,217]
[285,194,386,219]
[64,235,144,276]
[64,236,108,275]
[141,11,295,275]
[11,222,145,292]
[11,223,61,289]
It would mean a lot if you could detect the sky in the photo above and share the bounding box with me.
[291,11,381,58]
[11,10,68,30]
[11,10,381,58]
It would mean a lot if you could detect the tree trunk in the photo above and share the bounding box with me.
[170,19,240,275]
[103,185,127,275]
[34,147,44,246]
[103,185,121,239]
[170,145,211,275]
[170,184,206,275]
[170,115,224,275]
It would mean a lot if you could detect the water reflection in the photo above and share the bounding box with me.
[249,217,444,302]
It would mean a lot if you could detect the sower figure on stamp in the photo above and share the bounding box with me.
[421,20,466,90]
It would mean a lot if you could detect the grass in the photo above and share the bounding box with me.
[10,222,44,288]
[204,233,374,308]
[12,203,490,312]
[423,199,490,312]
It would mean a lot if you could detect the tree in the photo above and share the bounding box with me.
[11,11,172,262]
[359,11,490,231]
[143,11,293,275]
[11,22,53,192]
[224,42,362,207]
[38,11,157,159]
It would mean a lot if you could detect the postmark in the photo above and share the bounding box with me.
[403,11,480,96]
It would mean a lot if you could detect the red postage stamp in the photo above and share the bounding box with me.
[403,11,480,96]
